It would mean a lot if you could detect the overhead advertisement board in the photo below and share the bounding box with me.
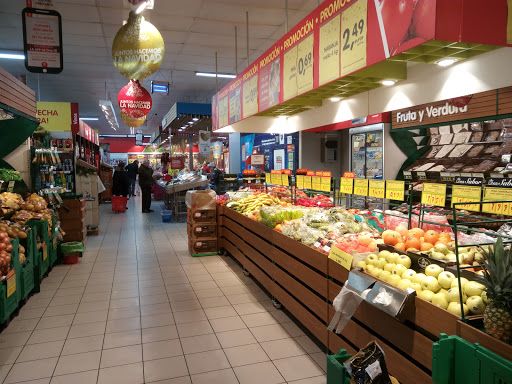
[36,102,78,132]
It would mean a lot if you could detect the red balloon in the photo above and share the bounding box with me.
[118,80,152,118]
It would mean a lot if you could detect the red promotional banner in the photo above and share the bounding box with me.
[213,0,511,131]
[170,156,185,170]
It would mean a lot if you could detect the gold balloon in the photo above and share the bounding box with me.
[112,11,165,80]
[121,111,146,127]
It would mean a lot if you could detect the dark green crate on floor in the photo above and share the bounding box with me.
[20,227,36,300]
[0,238,21,324]
[432,333,512,384]
[327,350,352,384]
[26,219,50,286]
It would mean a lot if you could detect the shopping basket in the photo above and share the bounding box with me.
[111,196,129,212]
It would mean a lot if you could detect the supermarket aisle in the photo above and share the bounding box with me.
[0,198,327,384]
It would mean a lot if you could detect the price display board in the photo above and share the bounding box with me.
[482,187,512,216]
[340,177,354,194]
[421,183,447,207]
[311,175,321,191]
[353,179,369,196]
[218,97,228,127]
[385,180,405,201]
[303,175,312,189]
[242,74,258,118]
[297,34,314,94]
[368,180,385,198]
[319,14,341,85]
[282,175,289,186]
[328,246,353,271]
[283,46,298,100]
[321,176,332,192]
[340,0,367,76]
[265,173,271,184]
[296,175,304,189]
[451,185,482,212]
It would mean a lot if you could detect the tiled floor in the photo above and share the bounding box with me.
[0,198,327,383]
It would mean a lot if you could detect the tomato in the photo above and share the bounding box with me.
[409,0,435,40]
[5,245,12,252]
[379,0,416,54]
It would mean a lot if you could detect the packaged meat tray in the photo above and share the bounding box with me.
[471,160,499,173]
[466,145,485,158]
[439,134,454,145]
[435,144,455,158]
[483,130,500,142]
[448,144,473,158]
[452,132,472,144]
[469,131,484,142]
[492,141,512,156]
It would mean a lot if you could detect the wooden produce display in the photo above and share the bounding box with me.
[217,205,512,384]
[187,190,218,256]
[57,198,86,243]
[99,163,113,203]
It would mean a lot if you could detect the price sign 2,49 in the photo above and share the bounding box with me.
[342,18,365,52]
[340,0,367,76]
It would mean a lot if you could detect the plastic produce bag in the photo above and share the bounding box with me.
[344,342,392,384]
[328,285,370,333]
[185,189,217,210]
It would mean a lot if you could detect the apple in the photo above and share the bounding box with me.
[396,255,412,269]
[387,252,400,264]
[356,261,367,269]
[464,281,485,297]
[466,296,486,315]
[425,264,443,279]
[401,269,416,280]
[369,267,383,278]
[411,273,426,284]
[387,274,402,287]
[447,302,469,316]
[437,271,456,289]
[397,279,412,291]
[418,290,435,302]
[446,287,467,303]
[445,253,456,262]
[421,276,440,293]
[451,277,469,289]
[392,264,407,277]
[384,263,396,273]
[439,288,449,299]
[481,291,489,304]
[410,283,422,293]
[434,243,449,255]
[378,250,391,260]
[375,257,387,269]
[366,254,378,266]
[431,293,449,309]
[379,270,392,282]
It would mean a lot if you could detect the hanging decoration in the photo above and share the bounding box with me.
[118,80,152,119]
[120,111,146,127]
[111,11,165,80]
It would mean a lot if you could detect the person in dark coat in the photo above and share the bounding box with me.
[112,162,130,210]
[125,160,139,196]
[210,164,223,191]
[138,159,155,213]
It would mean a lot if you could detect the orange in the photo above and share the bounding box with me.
[420,242,434,252]
[424,230,439,245]
[404,236,421,250]
[274,224,282,233]
[406,248,419,253]
[438,232,452,243]
[382,231,401,246]
[408,228,425,239]
[367,241,378,251]
[395,243,406,252]
[358,235,373,246]
[395,225,408,238]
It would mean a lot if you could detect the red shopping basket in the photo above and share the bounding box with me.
[111,196,129,212]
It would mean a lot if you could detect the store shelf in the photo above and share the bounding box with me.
[75,159,97,171]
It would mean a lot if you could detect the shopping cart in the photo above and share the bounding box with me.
[111,196,129,212]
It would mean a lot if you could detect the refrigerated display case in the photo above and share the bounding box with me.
[350,124,384,179]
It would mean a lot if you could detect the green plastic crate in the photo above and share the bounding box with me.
[20,229,36,300]
[432,333,512,384]
[0,239,21,324]
[26,219,50,282]
[327,350,352,384]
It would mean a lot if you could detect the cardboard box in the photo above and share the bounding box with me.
[187,223,217,238]
[188,237,217,255]
[186,190,217,211]
[187,208,216,224]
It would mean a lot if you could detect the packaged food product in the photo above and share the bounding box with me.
[483,130,500,142]
[470,122,483,131]
[471,160,498,173]
[452,132,472,144]
[448,144,473,158]
[435,144,455,158]
[484,120,501,130]
[439,126,451,134]
[451,123,469,133]
[445,162,466,172]
[428,164,447,172]
[466,145,485,158]
[482,144,501,155]
[439,134,454,145]
[493,141,512,156]
[344,342,392,384]
[470,131,484,142]
[498,128,512,141]
[425,146,443,159]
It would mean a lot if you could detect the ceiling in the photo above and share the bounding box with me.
[0,0,319,135]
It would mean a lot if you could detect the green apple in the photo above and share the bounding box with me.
[369,267,383,278]
[356,261,366,269]
[402,269,416,280]
[421,276,440,293]
[384,263,396,272]
[425,264,443,279]
[387,252,400,264]
[374,257,387,269]
[396,255,412,269]
[410,283,422,293]
[447,302,469,316]
[387,274,402,287]
[481,290,489,304]
[366,254,378,266]
[391,264,407,277]
[378,250,391,260]
[439,288,449,299]
[365,264,374,273]
[446,287,467,303]
[466,296,486,315]
[432,293,449,309]
[418,290,435,302]
[451,277,469,289]
[437,271,456,289]
[378,270,392,282]
[434,243,449,255]
[411,273,426,284]
[445,253,457,262]
[397,279,412,291]
[431,252,446,260]
[464,281,485,297]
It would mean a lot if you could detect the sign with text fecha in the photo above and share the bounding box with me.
[37,102,79,132]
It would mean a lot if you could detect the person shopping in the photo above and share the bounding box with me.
[125,160,138,197]
[112,161,130,209]
[139,159,157,213]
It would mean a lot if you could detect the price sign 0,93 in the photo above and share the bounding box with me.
[340,0,367,76]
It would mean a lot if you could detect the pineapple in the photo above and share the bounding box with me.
[480,237,512,343]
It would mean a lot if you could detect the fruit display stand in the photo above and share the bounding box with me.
[0,239,21,325]
[19,227,36,301]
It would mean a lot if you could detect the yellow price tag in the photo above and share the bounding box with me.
[296,175,304,189]
[312,176,321,184]
[482,187,512,216]
[265,173,271,183]
[451,185,481,212]
[282,175,289,186]
[297,34,314,94]
[385,180,405,201]
[312,183,322,191]
[319,14,341,85]
[328,247,353,271]
[43,242,48,261]
[368,180,385,199]
[340,0,367,76]
[340,177,354,194]
[421,183,447,207]
[353,179,368,196]
[303,176,312,189]
[6,269,15,298]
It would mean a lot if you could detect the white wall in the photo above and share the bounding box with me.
[4,139,31,189]
[217,47,512,134]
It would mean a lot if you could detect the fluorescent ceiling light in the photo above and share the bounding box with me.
[436,58,458,67]
[0,53,25,60]
[79,117,99,121]
[380,79,396,86]
[196,72,236,79]
[330,97,341,102]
